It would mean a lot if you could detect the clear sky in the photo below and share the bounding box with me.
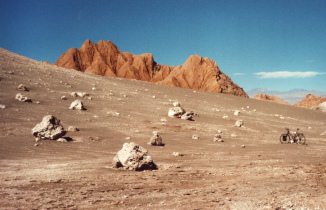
[1,0,326,92]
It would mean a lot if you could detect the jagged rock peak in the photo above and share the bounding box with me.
[55,39,248,97]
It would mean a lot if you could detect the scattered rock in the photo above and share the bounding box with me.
[17,84,29,91]
[213,134,223,142]
[34,143,39,147]
[192,134,199,140]
[113,142,157,171]
[67,126,79,132]
[31,115,66,140]
[173,101,181,107]
[57,138,68,143]
[241,144,246,148]
[222,115,228,119]
[233,110,240,116]
[0,104,5,109]
[71,92,89,98]
[152,95,156,99]
[181,111,194,121]
[125,136,131,140]
[35,101,40,104]
[217,130,223,134]
[148,131,164,146]
[320,131,326,136]
[107,111,120,117]
[234,120,244,127]
[92,87,96,91]
[172,152,184,157]
[15,93,32,102]
[69,99,86,110]
[61,96,67,100]
[160,117,167,124]
[231,134,237,138]
[168,106,185,118]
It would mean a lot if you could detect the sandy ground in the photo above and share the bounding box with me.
[0,48,326,210]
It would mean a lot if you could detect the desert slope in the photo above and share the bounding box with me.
[55,39,248,97]
[1,48,326,209]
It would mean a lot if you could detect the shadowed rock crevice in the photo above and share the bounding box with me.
[55,40,248,97]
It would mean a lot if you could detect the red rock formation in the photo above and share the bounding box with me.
[253,94,289,105]
[55,40,248,97]
[294,94,326,109]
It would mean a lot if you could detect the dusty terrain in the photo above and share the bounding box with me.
[0,48,326,209]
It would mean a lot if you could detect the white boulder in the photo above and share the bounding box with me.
[32,115,66,140]
[113,142,157,171]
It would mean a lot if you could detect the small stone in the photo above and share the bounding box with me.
[152,95,156,99]
[92,87,96,91]
[172,152,184,157]
[148,131,164,146]
[87,96,92,100]
[234,120,244,127]
[233,110,240,116]
[57,138,68,142]
[61,96,67,100]
[0,104,6,109]
[222,115,228,119]
[231,134,237,138]
[192,134,199,140]
[69,99,86,110]
[35,101,40,104]
[217,130,223,134]
[181,111,195,121]
[17,84,29,91]
[15,93,32,102]
[241,145,246,148]
[67,126,79,132]
[213,134,223,142]
[125,136,131,140]
[34,143,39,147]
[173,101,181,107]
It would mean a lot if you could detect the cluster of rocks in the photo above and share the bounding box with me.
[112,142,157,171]
[168,102,194,121]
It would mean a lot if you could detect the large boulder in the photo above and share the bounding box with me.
[32,115,66,140]
[113,142,157,171]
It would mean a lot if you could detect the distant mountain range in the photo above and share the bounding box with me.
[248,88,326,104]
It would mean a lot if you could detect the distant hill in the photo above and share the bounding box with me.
[248,88,326,104]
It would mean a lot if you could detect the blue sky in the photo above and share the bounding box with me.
[1,0,326,92]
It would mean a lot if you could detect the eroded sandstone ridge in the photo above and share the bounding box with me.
[55,39,247,97]
[294,94,326,109]
[254,94,289,105]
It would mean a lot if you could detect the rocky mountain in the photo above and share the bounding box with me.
[294,94,326,109]
[253,94,289,105]
[55,39,248,97]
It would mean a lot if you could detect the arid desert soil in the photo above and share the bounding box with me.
[0,48,325,209]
